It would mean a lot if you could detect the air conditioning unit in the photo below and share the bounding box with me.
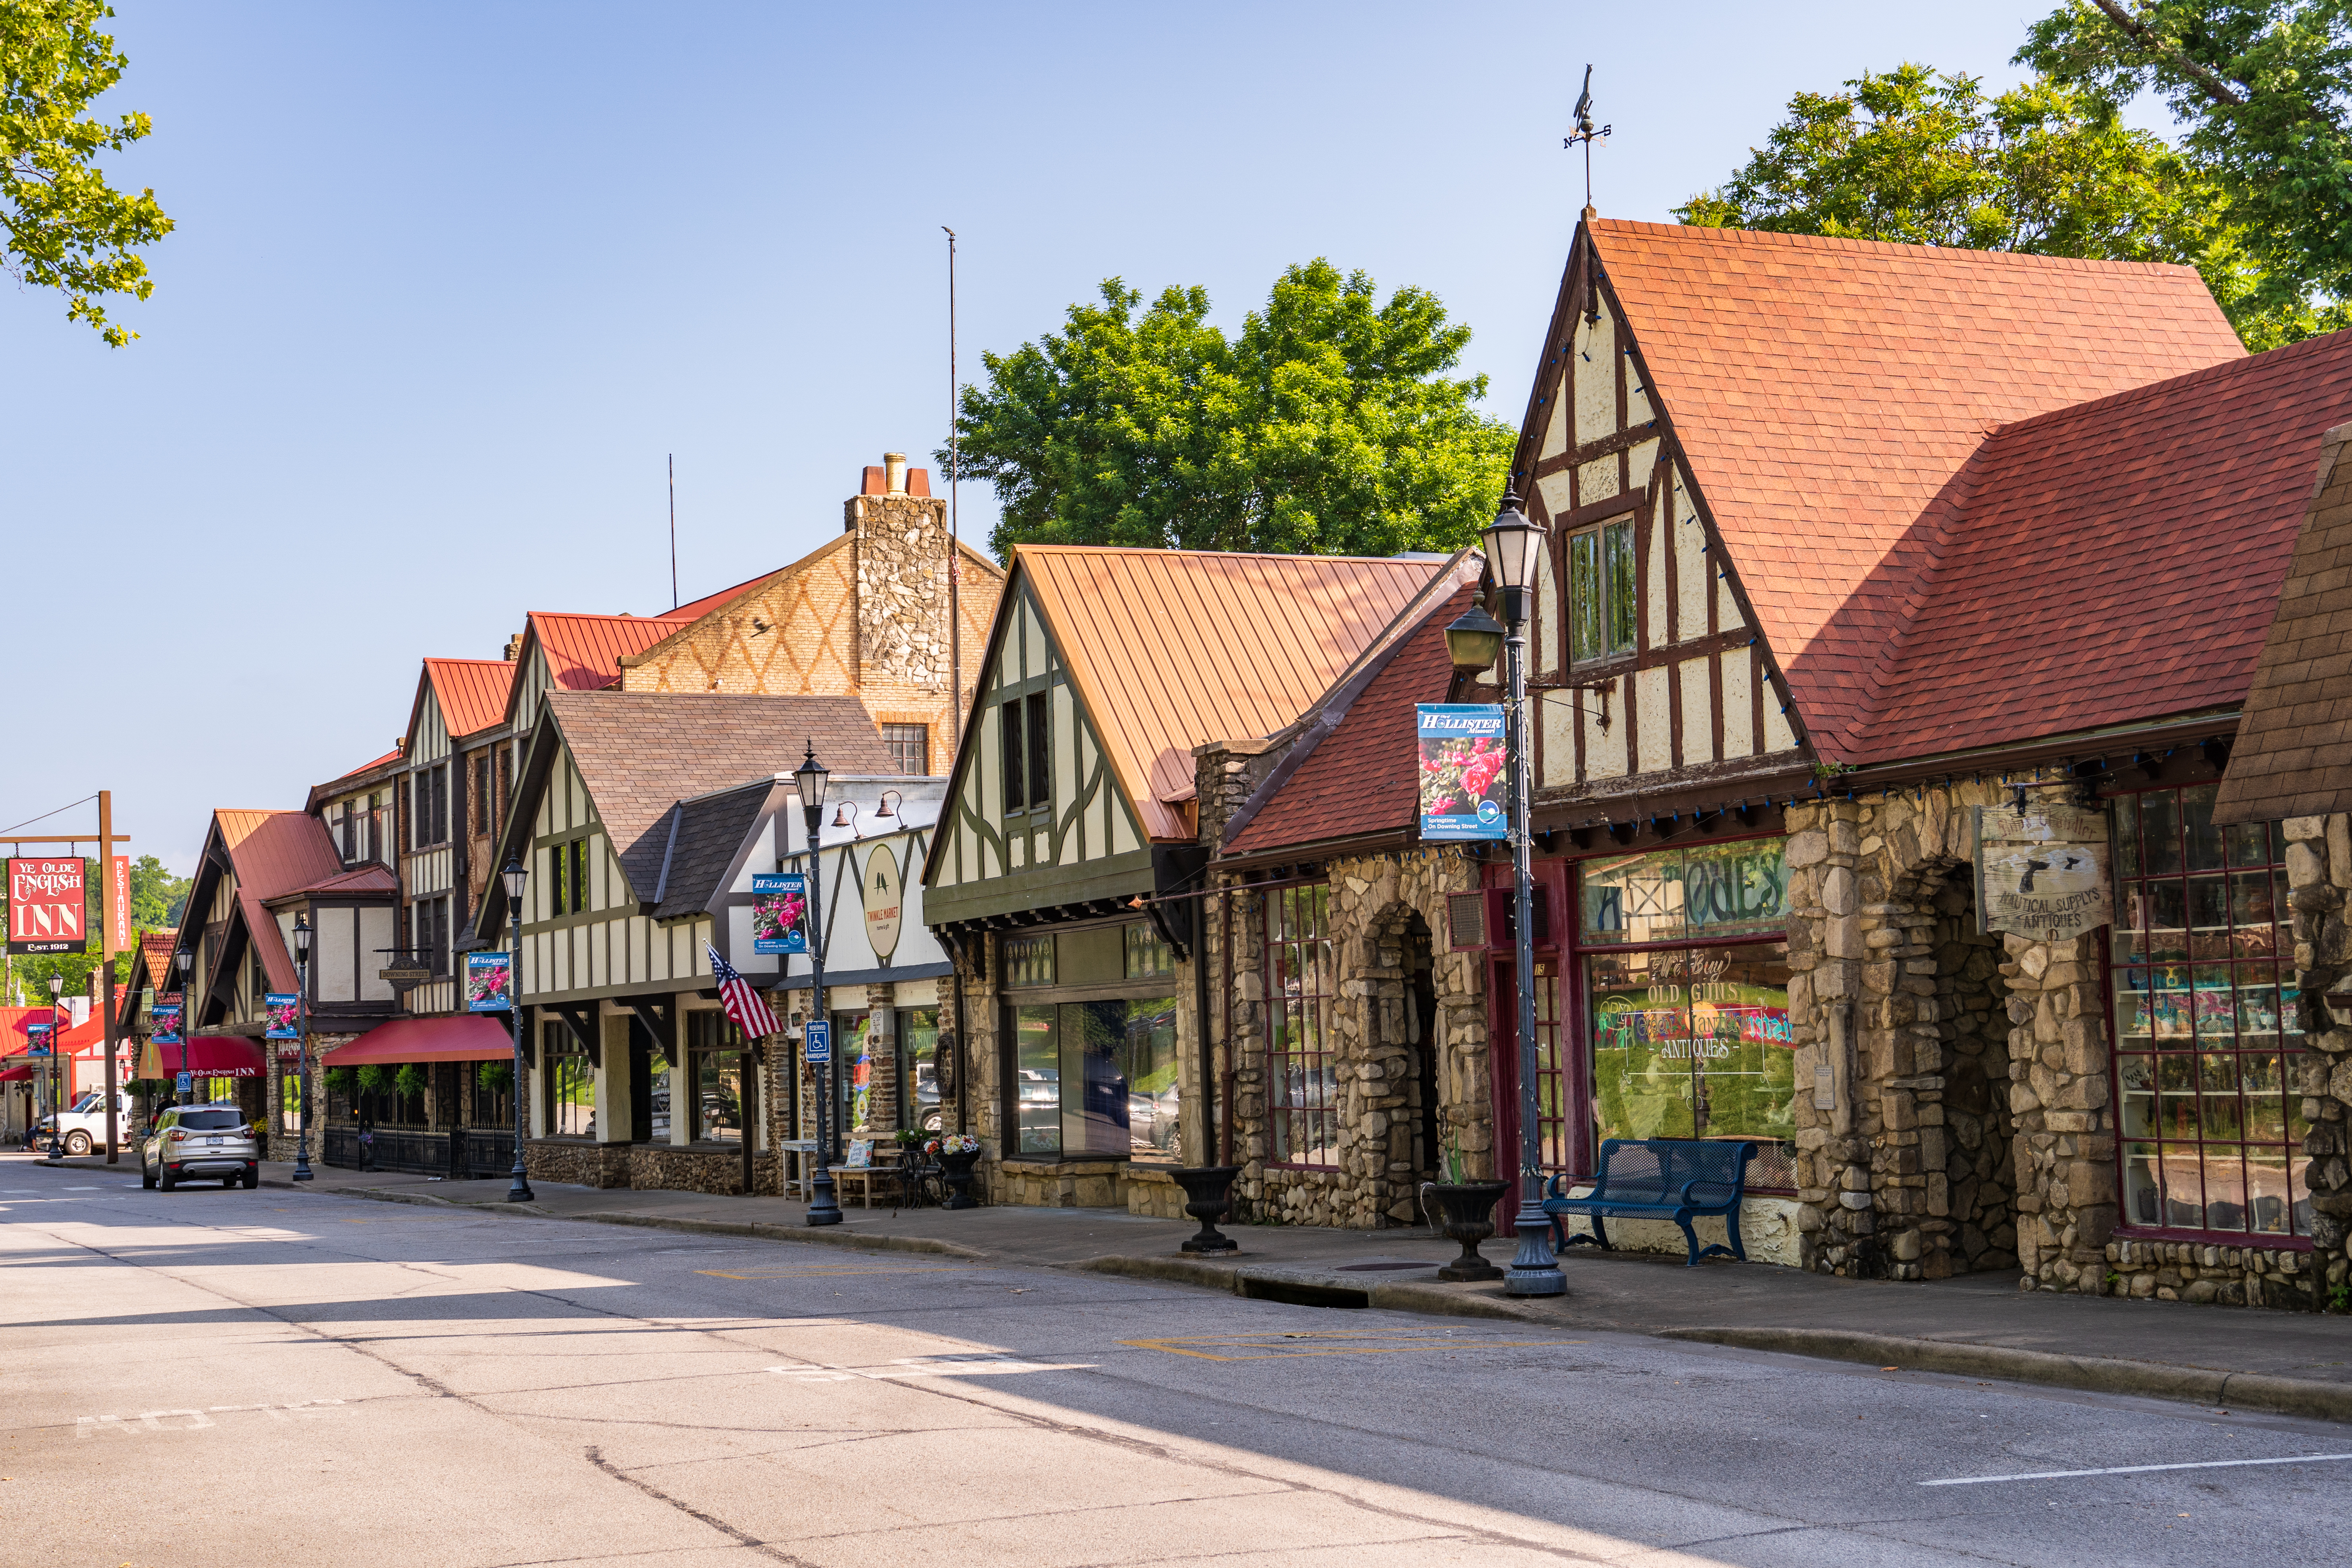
[1447,887,1550,951]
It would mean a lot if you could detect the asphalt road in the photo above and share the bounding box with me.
[4,1159,2349,1568]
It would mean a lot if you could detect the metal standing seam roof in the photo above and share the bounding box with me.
[525,611,694,694]
[211,809,346,995]
[1016,546,1444,842]
[422,658,518,739]
[1580,219,2246,762]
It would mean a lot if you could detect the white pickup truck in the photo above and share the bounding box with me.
[35,1092,135,1156]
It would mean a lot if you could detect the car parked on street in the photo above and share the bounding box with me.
[140,1104,260,1190]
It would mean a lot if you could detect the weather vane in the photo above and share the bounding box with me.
[1564,64,1611,217]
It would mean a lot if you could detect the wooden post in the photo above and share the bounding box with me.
[99,791,119,1163]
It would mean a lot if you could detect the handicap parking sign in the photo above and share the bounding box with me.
[803,1019,830,1064]
[175,1071,192,1097]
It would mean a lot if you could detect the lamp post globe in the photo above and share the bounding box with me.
[1482,488,1566,1298]
[46,974,64,1160]
[795,742,842,1227]
[291,914,314,1183]
[502,853,535,1203]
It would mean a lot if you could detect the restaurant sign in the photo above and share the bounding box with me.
[1417,705,1508,841]
[7,857,86,955]
[1973,803,2112,943]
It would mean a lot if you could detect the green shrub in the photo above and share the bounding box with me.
[356,1065,393,1096]
[477,1062,511,1094]
[394,1064,425,1099]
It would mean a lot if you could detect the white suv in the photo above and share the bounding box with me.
[140,1105,260,1191]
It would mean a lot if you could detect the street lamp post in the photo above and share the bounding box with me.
[291,915,314,1182]
[173,948,192,1099]
[1462,489,1565,1298]
[794,743,842,1227]
[502,855,534,1203]
[46,975,64,1160]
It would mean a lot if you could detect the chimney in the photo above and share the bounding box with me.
[502,633,522,662]
[883,452,909,494]
[906,467,931,497]
[861,466,887,496]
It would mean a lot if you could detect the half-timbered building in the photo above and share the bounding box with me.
[921,545,1446,1211]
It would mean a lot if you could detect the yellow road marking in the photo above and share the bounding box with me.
[695,1264,966,1281]
[1120,1329,1586,1362]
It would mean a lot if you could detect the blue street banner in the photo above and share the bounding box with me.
[803,1018,831,1064]
[25,1022,51,1056]
[264,993,300,1039]
[464,950,514,1012]
[150,1001,182,1046]
[1417,704,1509,841]
[751,874,809,954]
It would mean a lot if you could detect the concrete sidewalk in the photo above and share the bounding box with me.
[37,1149,2352,1422]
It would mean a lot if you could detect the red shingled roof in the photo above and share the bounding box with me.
[423,658,516,739]
[1590,219,2245,758]
[1225,585,1474,856]
[1848,329,2352,760]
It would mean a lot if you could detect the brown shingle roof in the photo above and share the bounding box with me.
[543,691,890,901]
[1589,219,2245,758]
[1850,329,2352,762]
[2215,420,2352,822]
[1018,546,1442,841]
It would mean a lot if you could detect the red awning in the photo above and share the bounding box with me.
[136,1035,267,1079]
[326,1014,514,1066]
[0,1067,31,1083]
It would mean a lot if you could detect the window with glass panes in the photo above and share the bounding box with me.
[541,1022,593,1137]
[1266,885,1338,1167]
[1567,514,1636,665]
[2108,783,2309,1240]
[687,1010,747,1143]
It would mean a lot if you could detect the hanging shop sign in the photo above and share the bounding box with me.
[1416,704,1508,841]
[264,993,300,1040]
[6,857,87,955]
[862,846,903,962]
[464,950,513,1012]
[752,873,809,954]
[108,856,131,952]
[150,1001,183,1046]
[1973,802,2112,944]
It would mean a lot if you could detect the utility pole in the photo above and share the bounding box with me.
[943,225,961,758]
[98,791,118,1164]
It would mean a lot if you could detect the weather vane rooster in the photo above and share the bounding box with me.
[1564,64,1611,215]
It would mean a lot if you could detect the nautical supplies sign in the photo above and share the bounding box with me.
[1974,803,2112,943]
[862,846,903,962]
[465,951,513,1012]
[1417,704,1508,841]
[752,873,809,955]
[7,857,86,954]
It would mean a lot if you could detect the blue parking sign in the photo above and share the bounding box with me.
[803,1019,830,1064]
[175,1071,192,1098]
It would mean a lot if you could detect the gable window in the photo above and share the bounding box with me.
[1568,515,1637,664]
[883,724,929,776]
[472,752,493,835]
[1001,693,1050,814]
[546,838,589,918]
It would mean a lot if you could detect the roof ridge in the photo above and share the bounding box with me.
[1013,543,1442,565]
[1591,217,2200,275]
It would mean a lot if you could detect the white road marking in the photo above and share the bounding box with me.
[75,1400,344,1437]
[1921,1452,2352,1486]
[766,1355,1080,1382]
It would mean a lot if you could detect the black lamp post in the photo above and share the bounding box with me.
[291,914,314,1182]
[46,974,64,1159]
[502,854,534,1203]
[794,743,842,1227]
[1479,490,1565,1298]
[173,948,192,1100]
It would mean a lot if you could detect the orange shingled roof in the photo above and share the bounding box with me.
[1017,546,1443,841]
[423,658,516,739]
[1583,219,2245,759]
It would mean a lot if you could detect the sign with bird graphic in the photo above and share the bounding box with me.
[1973,803,2112,944]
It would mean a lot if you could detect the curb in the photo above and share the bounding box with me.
[1078,1254,1540,1323]
[1656,1326,2352,1424]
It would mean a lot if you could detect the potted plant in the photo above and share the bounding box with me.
[925,1132,982,1208]
[1423,1141,1508,1282]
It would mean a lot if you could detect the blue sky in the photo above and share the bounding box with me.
[5,3,2091,873]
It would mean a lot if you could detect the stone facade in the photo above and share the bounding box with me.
[627,1143,778,1195]
[526,1138,632,1187]
[2284,813,2352,1310]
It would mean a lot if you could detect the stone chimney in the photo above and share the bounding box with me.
[502,632,522,662]
[843,450,952,690]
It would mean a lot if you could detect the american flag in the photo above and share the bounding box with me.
[707,945,779,1039]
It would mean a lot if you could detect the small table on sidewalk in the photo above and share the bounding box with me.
[778,1140,819,1199]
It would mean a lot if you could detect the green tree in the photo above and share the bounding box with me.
[943,260,1515,558]
[2020,0,2352,344]
[2,0,172,345]
[126,853,188,928]
[1674,64,2287,345]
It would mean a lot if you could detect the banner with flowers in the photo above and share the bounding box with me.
[465,951,514,1012]
[1417,704,1508,841]
[751,874,809,954]
[150,1001,183,1046]
[264,993,300,1039]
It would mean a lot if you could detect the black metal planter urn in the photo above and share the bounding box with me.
[939,1149,982,1209]
[1172,1165,1243,1254]
[1426,1181,1511,1281]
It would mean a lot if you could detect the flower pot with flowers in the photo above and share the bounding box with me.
[926,1132,983,1208]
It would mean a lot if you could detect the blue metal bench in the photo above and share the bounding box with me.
[1543,1137,1757,1267]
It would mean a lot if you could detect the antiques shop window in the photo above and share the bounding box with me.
[687,1010,747,1144]
[1577,840,1795,1189]
[542,1022,593,1136]
[1266,883,1338,1167]
[1568,513,1636,665]
[2109,783,2309,1239]
[884,723,929,776]
[1001,693,1050,813]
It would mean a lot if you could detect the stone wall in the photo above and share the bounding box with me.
[627,1143,776,1196]
[2285,813,2352,1310]
[527,1138,631,1187]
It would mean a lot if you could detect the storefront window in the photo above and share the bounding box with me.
[1008,998,1179,1159]
[688,1011,746,1144]
[1014,1004,1059,1153]
[834,1012,876,1135]
[901,1008,941,1131]
[1586,942,1795,1188]
[1003,934,1054,987]
[649,1050,671,1142]
[1581,840,1788,945]
[1267,884,1338,1167]
[542,1022,592,1136]
[2109,783,2308,1238]
[1526,957,1566,1172]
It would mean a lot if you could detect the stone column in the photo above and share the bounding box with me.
[2286,814,2352,1306]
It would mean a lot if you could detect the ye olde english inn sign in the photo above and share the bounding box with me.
[1972,801,2112,943]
